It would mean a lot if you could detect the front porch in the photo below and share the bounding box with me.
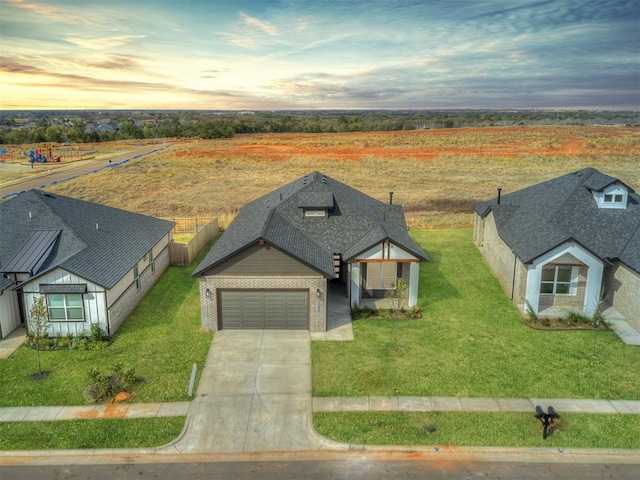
[311,280,353,341]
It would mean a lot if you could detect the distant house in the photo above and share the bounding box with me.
[0,190,174,339]
[193,171,428,332]
[473,168,640,328]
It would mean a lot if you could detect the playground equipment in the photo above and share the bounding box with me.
[29,144,61,164]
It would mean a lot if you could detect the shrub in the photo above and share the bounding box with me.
[89,323,110,343]
[26,328,111,351]
[84,363,137,403]
[525,301,537,323]
[566,311,592,325]
[352,306,373,320]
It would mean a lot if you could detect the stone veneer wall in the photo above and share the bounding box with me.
[604,262,640,330]
[200,276,327,332]
[108,246,170,334]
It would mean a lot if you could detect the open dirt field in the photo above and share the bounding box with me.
[43,126,639,228]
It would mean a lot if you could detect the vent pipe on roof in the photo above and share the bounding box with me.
[29,212,32,219]
[96,223,99,230]
[497,186,502,205]
[389,191,394,205]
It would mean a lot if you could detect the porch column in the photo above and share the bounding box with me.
[350,262,360,309]
[583,262,603,316]
[408,262,419,307]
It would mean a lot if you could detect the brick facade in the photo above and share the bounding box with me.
[537,266,588,311]
[475,213,590,314]
[199,275,327,332]
[604,262,640,330]
[474,212,526,306]
[107,246,170,334]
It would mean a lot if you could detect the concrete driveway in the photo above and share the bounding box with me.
[168,330,334,453]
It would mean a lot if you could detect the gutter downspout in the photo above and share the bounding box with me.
[511,254,517,300]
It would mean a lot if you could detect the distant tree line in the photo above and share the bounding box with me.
[0,110,636,145]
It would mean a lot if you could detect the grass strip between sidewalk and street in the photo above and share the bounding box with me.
[0,417,185,450]
[313,412,640,449]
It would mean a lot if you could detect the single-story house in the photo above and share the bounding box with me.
[473,167,640,328]
[193,171,428,332]
[0,190,175,339]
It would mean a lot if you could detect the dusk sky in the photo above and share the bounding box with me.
[1,0,639,110]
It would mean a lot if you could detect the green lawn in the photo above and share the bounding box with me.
[312,229,640,400]
[0,243,215,407]
[313,412,640,449]
[0,417,185,450]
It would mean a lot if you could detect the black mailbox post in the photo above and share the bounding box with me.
[535,405,560,439]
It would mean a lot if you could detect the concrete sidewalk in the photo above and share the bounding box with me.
[0,402,191,423]
[313,396,640,414]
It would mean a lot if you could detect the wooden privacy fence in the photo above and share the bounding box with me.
[172,216,217,234]
[169,217,219,266]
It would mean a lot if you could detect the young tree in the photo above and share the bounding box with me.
[28,295,50,375]
[388,278,408,347]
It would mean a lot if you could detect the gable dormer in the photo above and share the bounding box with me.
[592,183,628,210]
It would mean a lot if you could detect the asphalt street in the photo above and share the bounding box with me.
[2,457,638,480]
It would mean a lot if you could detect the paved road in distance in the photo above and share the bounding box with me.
[0,143,171,199]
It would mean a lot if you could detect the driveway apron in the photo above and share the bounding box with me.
[170,330,329,453]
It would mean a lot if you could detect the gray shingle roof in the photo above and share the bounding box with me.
[0,190,175,289]
[474,167,640,273]
[194,171,427,277]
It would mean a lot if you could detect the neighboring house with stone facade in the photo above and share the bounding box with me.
[0,190,174,339]
[193,171,428,332]
[473,168,640,329]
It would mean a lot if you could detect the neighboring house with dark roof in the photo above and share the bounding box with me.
[193,171,428,332]
[473,168,640,329]
[0,190,174,339]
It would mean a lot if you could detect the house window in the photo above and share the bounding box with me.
[134,265,140,290]
[540,265,573,295]
[366,262,398,289]
[604,193,624,204]
[149,250,155,273]
[47,294,84,321]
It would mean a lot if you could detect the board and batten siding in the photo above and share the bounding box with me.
[22,268,107,337]
[0,289,21,339]
[202,243,321,277]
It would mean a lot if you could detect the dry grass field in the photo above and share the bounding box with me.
[45,126,639,228]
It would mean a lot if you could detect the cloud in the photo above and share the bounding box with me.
[81,55,143,71]
[4,0,86,24]
[64,35,146,50]
[240,12,278,36]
